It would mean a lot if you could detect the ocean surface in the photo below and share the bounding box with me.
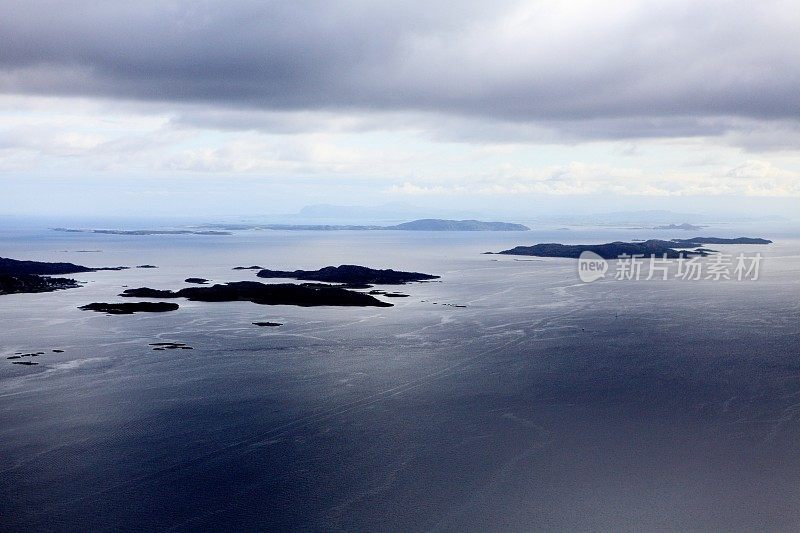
[1,225,799,531]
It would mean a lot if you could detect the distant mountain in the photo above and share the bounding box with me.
[292,203,480,223]
[295,202,419,220]
[652,223,706,231]
[389,219,529,231]
[595,210,704,223]
[198,218,530,232]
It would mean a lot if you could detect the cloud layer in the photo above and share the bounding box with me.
[2,0,799,140]
[1,0,799,216]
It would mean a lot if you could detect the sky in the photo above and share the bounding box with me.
[1,0,799,220]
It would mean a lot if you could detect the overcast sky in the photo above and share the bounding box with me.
[1,0,799,218]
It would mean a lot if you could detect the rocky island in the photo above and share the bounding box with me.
[79,302,180,314]
[256,265,439,286]
[369,289,410,298]
[150,342,193,350]
[0,273,80,295]
[120,281,393,307]
[672,237,772,245]
[0,257,126,295]
[496,237,772,259]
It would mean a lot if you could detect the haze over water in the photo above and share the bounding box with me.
[2,225,799,531]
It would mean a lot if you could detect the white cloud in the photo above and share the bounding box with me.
[389,161,800,197]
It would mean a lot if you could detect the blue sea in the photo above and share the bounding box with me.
[1,224,799,531]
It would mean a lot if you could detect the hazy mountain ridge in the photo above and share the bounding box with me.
[199,218,530,232]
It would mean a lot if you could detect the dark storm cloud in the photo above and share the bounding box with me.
[1,0,799,137]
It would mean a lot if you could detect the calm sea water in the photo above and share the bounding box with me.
[1,226,799,531]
